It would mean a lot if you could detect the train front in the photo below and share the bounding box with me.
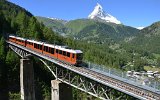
[75,50,83,66]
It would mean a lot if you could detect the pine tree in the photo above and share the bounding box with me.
[0,37,6,60]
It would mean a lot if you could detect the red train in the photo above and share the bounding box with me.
[9,35,83,66]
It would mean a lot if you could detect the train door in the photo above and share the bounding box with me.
[66,52,71,63]
[71,53,76,64]
[24,40,27,47]
[55,49,58,59]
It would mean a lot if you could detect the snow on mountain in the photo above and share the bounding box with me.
[136,26,144,30]
[47,17,63,21]
[88,3,121,24]
[47,17,68,24]
[47,17,67,21]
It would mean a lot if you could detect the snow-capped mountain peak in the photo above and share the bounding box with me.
[88,3,121,24]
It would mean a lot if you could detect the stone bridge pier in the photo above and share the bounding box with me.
[20,58,35,100]
[51,80,72,100]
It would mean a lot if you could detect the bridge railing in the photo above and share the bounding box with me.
[86,62,160,91]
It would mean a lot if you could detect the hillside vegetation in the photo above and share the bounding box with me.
[36,17,139,44]
[124,21,160,54]
[121,21,160,70]
[36,16,67,35]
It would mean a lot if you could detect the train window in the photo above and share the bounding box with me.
[48,47,51,53]
[40,45,42,50]
[39,45,40,49]
[59,50,62,54]
[77,53,83,60]
[38,45,40,49]
[46,47,48,52]
[67,52,70,57]
[51,48,54,54]
[34,43,36,48]
[63,51,66,56]
[36,44,37,49]
[44,46,46,51]
[56,49,58,53]
[37,44,39,49]
[72,54,75,58]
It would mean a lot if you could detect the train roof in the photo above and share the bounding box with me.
[9,35,26,41]
[44,43,83,54]
[16,37,26,41]
[9,35,16,38]
[27,39,43,45]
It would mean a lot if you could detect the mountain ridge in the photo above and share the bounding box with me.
[36,17,139,44]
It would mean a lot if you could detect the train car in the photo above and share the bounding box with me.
[26,39,43,53]
[9,35,26,46]
[43,43,55,57]
[55,45,83,65]
[9,35,16,43]
[9,35,83,66]
[15,37,26,46]
[43,43,83,65]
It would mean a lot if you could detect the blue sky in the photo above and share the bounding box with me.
[9,0,160,28]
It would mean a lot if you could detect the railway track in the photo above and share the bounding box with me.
[71,66,160,100]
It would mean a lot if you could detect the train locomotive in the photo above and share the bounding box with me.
[9,35,83,66]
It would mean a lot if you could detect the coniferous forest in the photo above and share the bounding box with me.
[0,0,160,100]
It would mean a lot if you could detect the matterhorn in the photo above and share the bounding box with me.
[88,3,121,24]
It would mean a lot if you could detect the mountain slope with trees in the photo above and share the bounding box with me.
[36,16,68,35]
[125,21,160,54]
[67,19,139,43]
[36,17,139,44]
